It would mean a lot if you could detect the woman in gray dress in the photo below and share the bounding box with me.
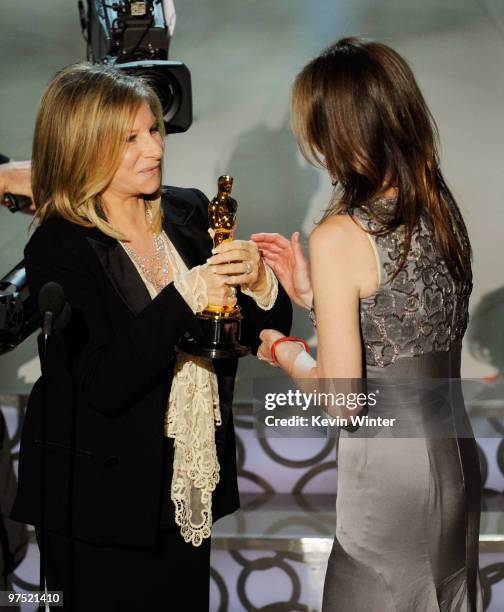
[253,38,482,611]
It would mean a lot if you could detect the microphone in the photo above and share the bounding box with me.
[37,281,70,338]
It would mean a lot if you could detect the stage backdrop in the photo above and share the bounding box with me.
[1,1,503,611]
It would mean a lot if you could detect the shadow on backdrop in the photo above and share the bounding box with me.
[223,118,322,396]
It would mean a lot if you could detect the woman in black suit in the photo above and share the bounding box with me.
[10,63,291,611]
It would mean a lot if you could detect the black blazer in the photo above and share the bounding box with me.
[0,411,28,584]
[10,186,292,547]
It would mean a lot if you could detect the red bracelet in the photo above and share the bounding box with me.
[270,336,309,365]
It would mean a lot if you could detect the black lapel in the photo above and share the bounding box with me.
[161,188,212,269]
[86,235,152,315]
[84,188,212,316]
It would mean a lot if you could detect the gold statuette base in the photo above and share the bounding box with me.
[199,304,242,319]
[178,308,250,359]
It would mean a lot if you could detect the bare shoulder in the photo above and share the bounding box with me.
[309,213,379,298]
[309,213,370,258]
[309,214,356,249]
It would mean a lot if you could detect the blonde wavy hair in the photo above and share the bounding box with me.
[31,62,165,240]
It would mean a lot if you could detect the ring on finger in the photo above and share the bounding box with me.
[227,286,237,298]
[244,261,253,274]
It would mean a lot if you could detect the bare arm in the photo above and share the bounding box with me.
[270,216,363,379]
[256,216,368,418]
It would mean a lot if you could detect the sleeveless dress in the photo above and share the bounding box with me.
[321,197,483,612]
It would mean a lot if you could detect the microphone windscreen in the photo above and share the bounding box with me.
[38,281,65,316]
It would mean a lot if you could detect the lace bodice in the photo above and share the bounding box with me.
[340,197,473,368]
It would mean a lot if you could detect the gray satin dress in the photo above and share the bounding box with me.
[321,197,483,612]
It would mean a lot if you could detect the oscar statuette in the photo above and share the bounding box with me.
[178,175,251,358]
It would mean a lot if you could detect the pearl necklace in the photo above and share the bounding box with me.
[120,206,170,293]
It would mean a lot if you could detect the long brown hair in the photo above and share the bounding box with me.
[291,37,471,284]
[31,62,165,240]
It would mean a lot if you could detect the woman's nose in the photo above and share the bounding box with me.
[143,133,164,158]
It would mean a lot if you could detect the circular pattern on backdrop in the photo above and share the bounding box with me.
[258,436,336,469]
[210,566,228,612]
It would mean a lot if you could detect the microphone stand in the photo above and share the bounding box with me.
[38,310,53,612]
[36,281,69,612]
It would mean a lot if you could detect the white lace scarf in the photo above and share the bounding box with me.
[120,230,278,546]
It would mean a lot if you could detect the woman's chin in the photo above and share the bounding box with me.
[141,178,162,196]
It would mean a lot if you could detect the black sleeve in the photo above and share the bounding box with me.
[190,188,293,353]
[24,231,203,417]
[238,284,293,354]
[0,411,28,571]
